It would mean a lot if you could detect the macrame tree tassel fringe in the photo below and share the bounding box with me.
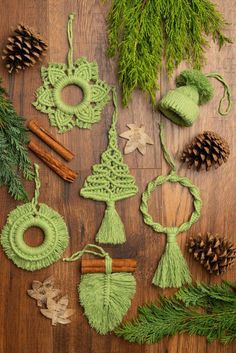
[152,233,191,288]
[140,124,202,288]
[96,201,125,244]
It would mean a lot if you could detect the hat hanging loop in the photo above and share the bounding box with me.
[206,72,232,116]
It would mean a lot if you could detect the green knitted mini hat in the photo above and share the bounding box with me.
[158,70,232,127]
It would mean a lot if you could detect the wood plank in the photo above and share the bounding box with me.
[0,0,235,352]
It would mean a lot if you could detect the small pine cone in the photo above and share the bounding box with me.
[181,131,230,171]
[2,24,48,73]
[188,233,236,275]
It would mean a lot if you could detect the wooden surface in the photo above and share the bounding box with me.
[0,1,235,352]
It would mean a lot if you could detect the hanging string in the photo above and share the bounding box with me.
[111,86,118,127]
[67,13,75,69]
[159,123,176,172]
[63,244,108,260]
[31,163,41,214]
[206,72,232,116]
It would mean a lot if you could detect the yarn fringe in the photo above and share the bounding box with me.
[152,238,192,288]
[1,203,69,271]
[96,202,126,244]
[79,272,136,334]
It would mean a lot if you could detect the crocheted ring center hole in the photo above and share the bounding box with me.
[23,226,45,247]
[61,84,84,106]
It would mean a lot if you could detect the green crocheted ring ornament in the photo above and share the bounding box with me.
[33,14,110,133]
[1,164,69,271]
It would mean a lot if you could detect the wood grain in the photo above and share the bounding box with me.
[0,0,235,352]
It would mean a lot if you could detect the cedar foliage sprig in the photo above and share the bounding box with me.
[106,0,232,105]
[0,78,34,201]
[116,282,236,344]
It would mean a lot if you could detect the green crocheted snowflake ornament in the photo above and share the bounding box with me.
[1,164,69,271]
[33,14,110,133]
[80,88,138,244]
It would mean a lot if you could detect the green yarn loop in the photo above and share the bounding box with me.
[64,244,136,334]
[33,14,110,133]
[1,164,69,271]
[140,124,202,288]
[80,87,138,244]
[158,69,232,127]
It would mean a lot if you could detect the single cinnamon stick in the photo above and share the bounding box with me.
[28,139,78,182]
[27,119,75,161]
[81,258,137,273]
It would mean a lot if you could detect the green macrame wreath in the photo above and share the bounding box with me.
[33,14,110,133]
[140,124,202,288]
[1,164,69,271]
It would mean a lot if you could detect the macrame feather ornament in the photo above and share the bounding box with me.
[1,164,69,271]
[33,14,110,133]
[80,88,138,244]
[140,124,202,288]
[64,244,136,334]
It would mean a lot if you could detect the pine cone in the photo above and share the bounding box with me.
[181,131,230,171]
[188,233,236,275]
[2,24,48,73]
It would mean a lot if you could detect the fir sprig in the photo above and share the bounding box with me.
[0,78,34,201]
[106,0,232,105]
[116,282,236,344]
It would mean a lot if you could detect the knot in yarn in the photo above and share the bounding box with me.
[167,232,177,243]
[105,255,112,274]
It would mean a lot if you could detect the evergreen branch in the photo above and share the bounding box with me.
[106,0,232,105]
[0,78,33,201]
[116,282,236,344]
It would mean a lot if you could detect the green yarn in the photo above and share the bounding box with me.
[158,69,232,127]
[64,244,136,334]
[33,14,110,133]
[1,164,69,271]
[140,124,202,288]
[80,87,138,244]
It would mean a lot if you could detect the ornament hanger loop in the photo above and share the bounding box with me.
[31,163,41,214]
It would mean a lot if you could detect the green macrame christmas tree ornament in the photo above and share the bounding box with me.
[33,14,110,133]
[158,69,232,127]
[80,88,138,244]
[64,244,136,335]
[106,0,231,105]
[140,124,202,288]
[116,281,236,344]
[0,77,34,201]
[1,164,69,271]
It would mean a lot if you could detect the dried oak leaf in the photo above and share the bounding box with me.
[40,296,75,326]
[27,276,60,307]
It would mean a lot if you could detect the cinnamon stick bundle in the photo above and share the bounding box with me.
[81,258,137,273]
[28,119,74,161]
[28,139,78,182]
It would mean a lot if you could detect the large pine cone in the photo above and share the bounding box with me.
[188,233,236,275]
[2,24,48,73]
[181,131,230,171]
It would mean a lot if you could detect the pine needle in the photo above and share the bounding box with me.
[0,78,34,201]
[106,0,232,105]
[116,281,236,344]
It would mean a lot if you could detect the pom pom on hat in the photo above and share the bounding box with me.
[176,69,214,105]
